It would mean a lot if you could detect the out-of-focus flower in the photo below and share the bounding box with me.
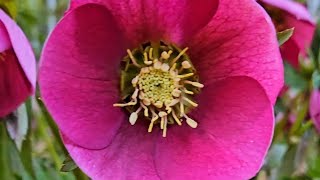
[39,0,283,179]
[258,0,316,68]
[310,90,320,131]
[0,9,36,117]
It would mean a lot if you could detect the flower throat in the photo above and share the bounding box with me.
[113,41,203,137]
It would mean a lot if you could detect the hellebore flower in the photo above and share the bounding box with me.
[258,0,316,68]
[39,0,283,179]
[310,90,320,132]
[0,9,36,117]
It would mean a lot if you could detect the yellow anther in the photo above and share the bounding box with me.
[130,107,142,125]
[182,61,192,69]
[127,49,141,67]
[184,115,198,128]
[154,101,163,108]
[172,89,181,97]
[171,47,188,64]
[154,61,162,69]
[159,111,167,117]
[161,51,171,60]
[141,67,150,74]
[183,97,198,107]
[143,98,151,106]
[131,75,139,86]
[161,63,170,72]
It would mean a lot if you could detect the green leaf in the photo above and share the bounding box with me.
[312,70,320,89]
[277,28,294,46]
[60,155,78,172]
[284,62,308,91]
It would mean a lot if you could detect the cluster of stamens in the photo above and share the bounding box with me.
[114,42,203,137]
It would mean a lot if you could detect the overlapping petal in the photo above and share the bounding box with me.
[64,77,274,180]
[39,4,127,149]
[0,50,32,117]
[64,121,160,180]
[69,0,219,46]
[0,9,36,89]
[188,0,283,104]
[0,9,36,117]
[155,76,274,180]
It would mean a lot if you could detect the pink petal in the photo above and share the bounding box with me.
[69,0,219,46]
[0,50,32,117]
[260,0,315,23]
[63,121,160,180]
[155,76,274,180]
[310,90,320,132]
[280,38,300,68]
[0,9,36,90]
[282,14,315,67]
[39,4,127,149]
[0,21,11,52]
[188,0,283,104]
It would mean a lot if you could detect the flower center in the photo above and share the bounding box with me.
[113,41,203,137]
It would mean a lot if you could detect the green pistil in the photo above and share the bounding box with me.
[114,41,203,137]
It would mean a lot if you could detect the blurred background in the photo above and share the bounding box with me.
[1,0,320,179]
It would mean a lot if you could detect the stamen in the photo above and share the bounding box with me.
[182,88,194,95]
[176,73,194,79]
[182,61,192,69]
[161,51,170,60]
[116,42,203,136]
[171,89,181,97]
[140,102,149,117]
[172,110,182,125]
[154,101,163,108]
[143,52,153,65]
[131,75,139,87]
[180,101,185,117]
[183,97,198,107]
[142,98,151,106]
[161,63,170,72]
[184,114,198,128]
[171,47,188,64]
[154,61,162,69]
[129,107,142,125]
[163,116,168,137]
[149,48,154,60]
[184,80,204,88]
[127,49,141,67]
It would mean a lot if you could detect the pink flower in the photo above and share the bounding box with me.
[0,9,36,117]
[258,0,316,68]
[310,90,320,132]
[39,0,283,179]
